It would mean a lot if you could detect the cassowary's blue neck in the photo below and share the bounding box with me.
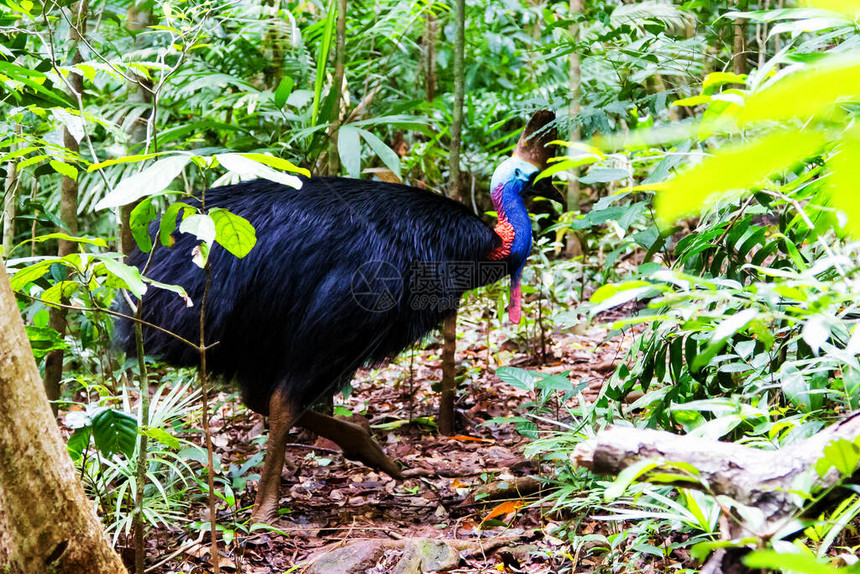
[488,175,534,324]
[491,184,532,272]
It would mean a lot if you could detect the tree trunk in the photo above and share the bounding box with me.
[327,0,347,176]
[732,0,748,76]
[120,2,153,256]
[2,132,20,256]
[44,0,88,411]
[423,9,437,102]
[0,262,126,573]
[439,0,466,436]
[563,0,583,258]
[447,0,465,203]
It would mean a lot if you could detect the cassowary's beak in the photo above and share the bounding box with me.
[525,178,565,206]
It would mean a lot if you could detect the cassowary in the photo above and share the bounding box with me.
[116,110,559,522]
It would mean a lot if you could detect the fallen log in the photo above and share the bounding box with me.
[572,413,860,574]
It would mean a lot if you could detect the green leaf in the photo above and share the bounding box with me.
[743,549,845,574]
[239,153,310,177]
[274,76,294,109]
[655,130,826,225]
[827,127,860,237]
[40,280,78,305]
[160,202,196,247]
[88,152,163,172]
[9,259,69,290]
[711,308,758,344]
[141,427,181,450]
[91,409,138,459]
[740,53,860,125]
[210,208,257,258]
[356,128,401,180]
[179,214,216,245]
[702,72,747,91]
[535,155,600,182]
[17,233,107,249]
[605,459,659,501]
[94,155,191,210]
[49,160,78,180]
[93,256,147,297]
[338,125,361,178]
[580,168,630,184]
[66,426,92,461]
[311,0,337,125]
[495,367,534,391]
[807,0,860,17]
[215,153,303,188]
[129,197,157,253]
[815,438,860,477]
[26,325,68,359]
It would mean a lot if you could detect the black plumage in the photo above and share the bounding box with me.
[116,177,504,415]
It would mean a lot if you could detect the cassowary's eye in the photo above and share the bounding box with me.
[514,168,525,181]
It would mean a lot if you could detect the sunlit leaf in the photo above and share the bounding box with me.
[655,130,826,225]
[740,52,860,125]
[805,0,860,17]
[215,153,303,188]
[210,207,257,258]
[180,214,216,245]
[743,549,845,573]
[827,128,860,237]
[94,155,191,210]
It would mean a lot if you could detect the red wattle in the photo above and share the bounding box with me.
[509,282,522,324]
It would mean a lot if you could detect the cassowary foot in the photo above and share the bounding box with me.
[298,411,404,479]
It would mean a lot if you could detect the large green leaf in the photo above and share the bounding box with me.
[94,155,191,210]
[311,0,337,126]
[210,208,257,258]
[827,127,860,237]
[739,53,860,125]
[357,128,401,180]
[338,125,361,178]
[91,409,138,459]
[129,197,157,253]
[215,153,303,188]
[93,256,148,297]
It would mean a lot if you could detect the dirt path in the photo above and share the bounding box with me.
[145,311,636,573]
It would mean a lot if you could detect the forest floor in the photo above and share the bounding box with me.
[138,305,649,573]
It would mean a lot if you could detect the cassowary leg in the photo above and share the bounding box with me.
[250,387,295,524]
[297,410,403,479]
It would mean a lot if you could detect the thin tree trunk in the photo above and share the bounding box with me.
[438,313,458,435]
[2,131,20,256]
[120,2,153,255]
[732,0,748,76]
[44,0,88,412]
[563,0,582,258]
[0,262,126,573]
[447,0,465,203]
[423,9,437,102]
[439,0,466,436]
[327,0,347,176]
